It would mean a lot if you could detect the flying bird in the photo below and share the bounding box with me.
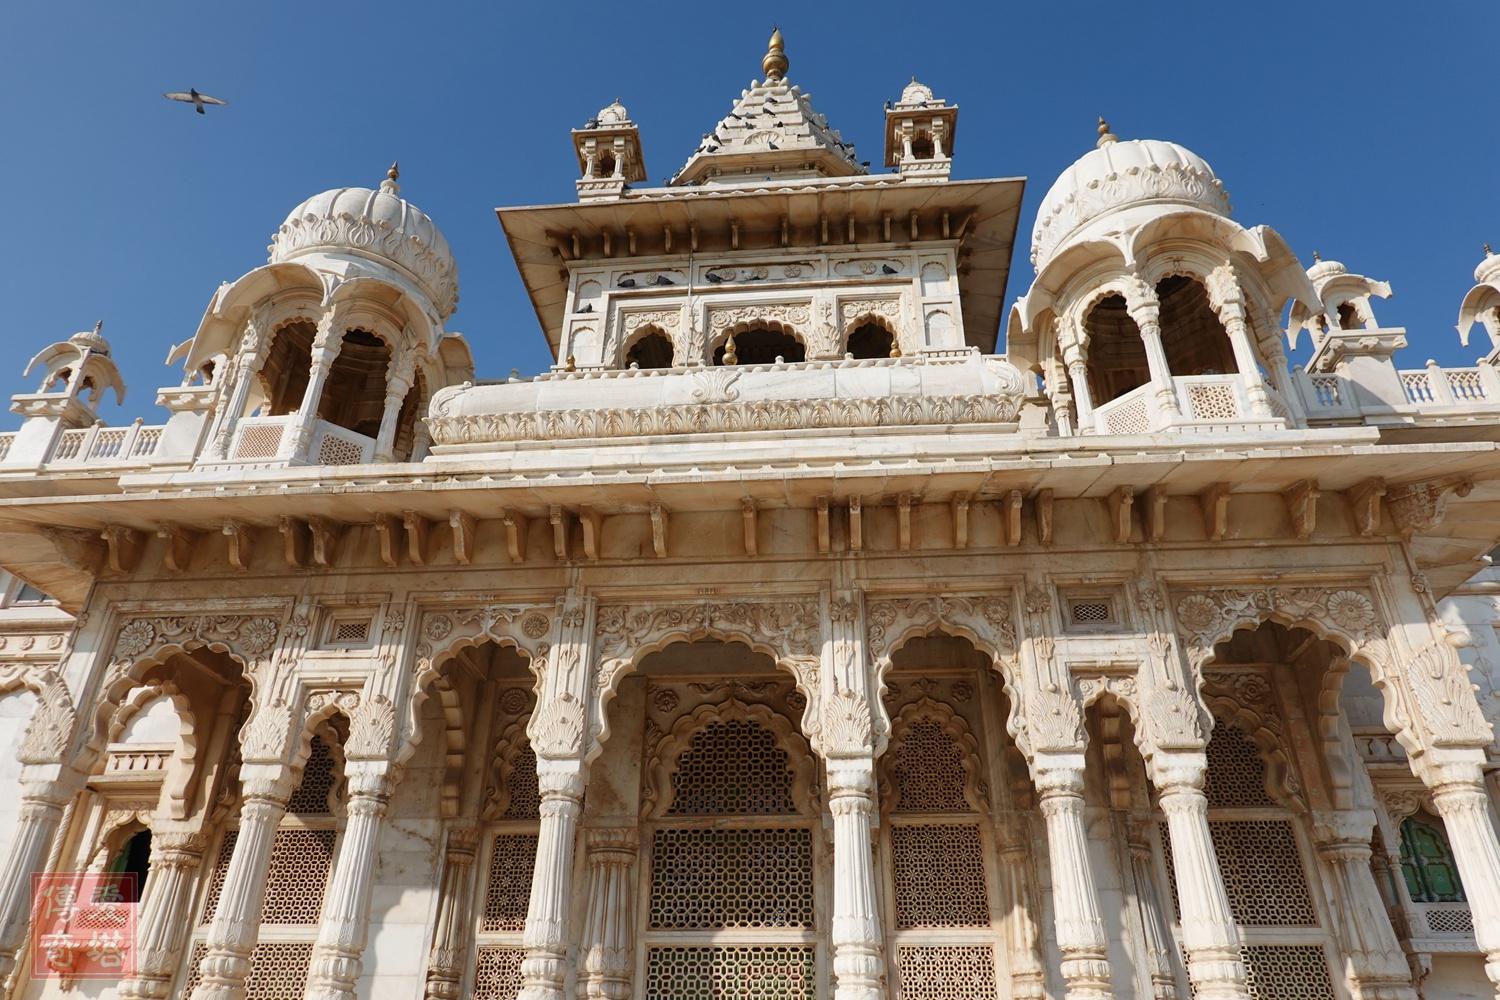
[163,89,228,114]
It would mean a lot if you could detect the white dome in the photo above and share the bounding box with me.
[899,79,934,105]
[1030,137,1231,271]
[596,99,630,125]
[269,174,458,319]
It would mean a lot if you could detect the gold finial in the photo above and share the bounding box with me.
[889,340,902,359]
[565,354,576,372]
[723,333,739,366]
[1095,117,1117,148]
[381,161,400,194]
[1486,243,1495,258]
[762,26,788,81]
[1312,249,1321,262]
[388,161,399,182]
[94,320,104,335]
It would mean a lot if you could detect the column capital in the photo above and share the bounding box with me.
[1311,808,1377,850]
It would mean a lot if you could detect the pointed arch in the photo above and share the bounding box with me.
[881,697,989,815]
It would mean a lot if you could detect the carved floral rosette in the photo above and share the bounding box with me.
[591,599,820,754]
[1172,585,1492,753]
[707,303,812,342]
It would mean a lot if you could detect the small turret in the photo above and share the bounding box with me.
[4,323,127,468]
[884,77,957,181]
[572,99,647,201]
[1459,244,1500,363]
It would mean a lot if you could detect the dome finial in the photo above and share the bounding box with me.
[1312,249,1321,262]
[1486,243,1494,259]
[381,161,400,194]
[1096,116,1117,148]
[762,26,788,81]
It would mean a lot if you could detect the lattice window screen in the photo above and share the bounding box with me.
[895,944,997,1000]
[502,744,540,821]
[1161,820,1316,926]
[667,719,796,816]
[472,946,525,1000]
[644,945,816,1000]
[316,433,365,466]
[178,941,313,1000]
[261,829,336,924]
[891,719,968,813]
[200,832,237,924]
[481,833,538,932]
[649,827,813,929]
[890,823,990,928]
[287,737,338,815]
[1203,722,1275,808]
[1241,945,1334,999]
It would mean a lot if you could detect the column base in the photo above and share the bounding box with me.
[1187,951,1251,1000]
[1060,955,1112,1000]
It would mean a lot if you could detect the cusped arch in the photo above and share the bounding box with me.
[881,696,989,815]
[642,697,817,818]
[1197,690,1305,813]
[482,718,539,821]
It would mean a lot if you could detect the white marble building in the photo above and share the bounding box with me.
[2,28,1500,1000]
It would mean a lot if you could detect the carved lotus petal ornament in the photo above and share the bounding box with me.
[1324,590,1376,633]
[1175,594,1220,634]
[114,619,157,659]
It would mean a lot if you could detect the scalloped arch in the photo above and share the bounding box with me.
[881,696,989,815]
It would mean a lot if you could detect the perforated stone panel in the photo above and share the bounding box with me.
[316,432,365,466]
[895,944,997,1000]
[891,719,968,813]
[1187,382,1240,420]
[1242,945,1334,999]
[473,946,525,1000]
[328,618,370,645]
[234,423,283,460]
[1203,723,1275,808]
[649,827,813,929]
[259,829,336,924]
[667,719,796,816]
[178,941,314,1000]
[1425,905,1475,935]
[200,832,237,924]
[502,744,540,820]
[287,737,337,814]
[1105,395,1151,435]
[481,833,538,932]
[890,823,990,928]
[644,945,816,1000]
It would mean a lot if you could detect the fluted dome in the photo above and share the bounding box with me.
[1031,135,1231,271]
[269,170,458,319]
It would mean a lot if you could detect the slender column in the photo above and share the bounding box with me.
[1048,358,1076,437]
[284,309,345,461]
[0,774,77,985]
[209,347,265,459]
[1124,819,1179,1000]
[518,759,586,1000]
[116,829,208,1000]
[190,765,294,1000]
[1218,302,1274,417]
[1425,762,1500,993]
[304,765,395,1000]
[995,815,1046,1000]
[1155,759,1250,1000]
[1062,341,1094,429]
[1034,763,1112,1000]
[1313,810,1418,1000]
[1127,299,1181,419]
[372,369,413,463]
[827,759,884,1000]
[1266,352,1304,422]
[423,827,481,1000]
[579,827,637,1000]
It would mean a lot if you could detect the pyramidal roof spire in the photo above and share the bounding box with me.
[762,26,788,81]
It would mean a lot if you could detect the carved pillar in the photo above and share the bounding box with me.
[996,815,1046,1000]
[819,591,886,1000]
[372,365,414,464]
[518,760,585,1000]
[519,591,596,1000]
[1126,297,1181,419]
[1313,810,1418,1000]
[284,308,345,461]
[423,826,480,1000]
[1425,762,1500,991]
[304,764,395,1000]
[1034,762,1112,1000]
[1124,819,1179,1000]
[190,763,295,1000]
[116,830,207,1000]
[828,759,884,1000]
[0,773,77,985]
[1212,301,1274,418]
[579,827,636,1000]
[210,342,266,459]
[1154,757,1249,1000]
[1062,340,1094,429]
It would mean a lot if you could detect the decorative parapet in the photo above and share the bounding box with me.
[425,350,1026,449]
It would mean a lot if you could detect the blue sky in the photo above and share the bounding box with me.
[1,1,1495,428]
